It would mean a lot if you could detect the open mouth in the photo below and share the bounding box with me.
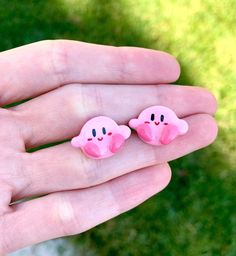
[98,137,103,141]
[155,122,160,126]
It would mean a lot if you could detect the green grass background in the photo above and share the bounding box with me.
[1,0,236,255]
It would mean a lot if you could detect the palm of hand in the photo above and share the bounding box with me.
[0,40,217,254]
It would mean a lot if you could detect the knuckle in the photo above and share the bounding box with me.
[64,84,104,129]
[63,84,86,117]
[0,152,26,203]
[49,40,70,84]
[72,153,102,188]
[71,84,103,117]
[114,47,129,82]
[52,195,79,236]
[0,181,13,215]
[57,84,91,124]
[103,47,130,83]
[92,85,104,112]
[0,109,24,150]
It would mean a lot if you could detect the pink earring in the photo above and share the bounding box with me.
[71,116,131,159]
[129,106,188,146]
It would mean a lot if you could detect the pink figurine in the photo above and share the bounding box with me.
[129,106,188,146]
[71,116,131,159]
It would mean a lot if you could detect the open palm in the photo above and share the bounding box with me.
[0,40,217,254]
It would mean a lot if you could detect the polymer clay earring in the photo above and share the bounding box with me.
[71,116,131,159]
[129,106,188,146]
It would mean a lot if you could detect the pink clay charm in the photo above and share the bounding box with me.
[129,106,188,146]
[71,116,131,159]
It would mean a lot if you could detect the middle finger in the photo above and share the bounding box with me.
[12,84,217,149]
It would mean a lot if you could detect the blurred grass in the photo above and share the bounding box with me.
[1,0,236,255]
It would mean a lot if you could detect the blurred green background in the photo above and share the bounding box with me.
[1,0,236,255]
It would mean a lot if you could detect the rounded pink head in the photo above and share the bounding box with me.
[71,116,131,159]
[129,106,188,146]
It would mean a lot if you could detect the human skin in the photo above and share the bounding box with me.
[0,40,217,254]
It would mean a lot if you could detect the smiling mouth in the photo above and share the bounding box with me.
[155,122,160,125]
[98,137,103,141]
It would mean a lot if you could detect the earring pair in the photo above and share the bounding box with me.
[71,106,188,159]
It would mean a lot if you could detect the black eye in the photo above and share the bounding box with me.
[151,113,155,121]
[92,129,96,137]
[160,115,164,122]
[102,127,106,135]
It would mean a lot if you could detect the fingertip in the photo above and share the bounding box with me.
[202,87,218,115]
[111,164,172,213]
[156,163,172,187]
[198,114,218,146]
[158,51,181,82]
[147,163,172,192]
[185,114,218,148]
[187,86,218,115]
[206,115,218,145]
[168,54,181,82]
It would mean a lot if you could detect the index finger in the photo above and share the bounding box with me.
[0,40,180,106]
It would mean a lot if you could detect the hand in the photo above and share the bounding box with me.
[0,40,217,254]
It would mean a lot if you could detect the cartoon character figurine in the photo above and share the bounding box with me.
[71,116,131,159]
[129,106,188,146]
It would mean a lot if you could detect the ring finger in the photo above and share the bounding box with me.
[13,113,217,200]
